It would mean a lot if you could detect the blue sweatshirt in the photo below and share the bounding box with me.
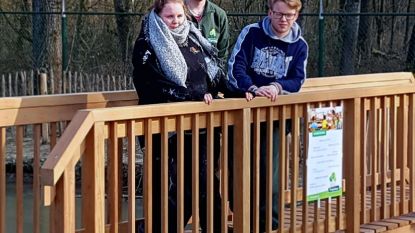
[228,17,308,93]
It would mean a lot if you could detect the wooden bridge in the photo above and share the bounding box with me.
[1,72,415,233]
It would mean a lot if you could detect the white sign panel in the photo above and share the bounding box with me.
[306,106,343,202]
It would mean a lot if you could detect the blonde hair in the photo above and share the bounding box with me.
[268,0,302,11]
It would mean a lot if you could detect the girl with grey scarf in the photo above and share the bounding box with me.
[132,1,244,233]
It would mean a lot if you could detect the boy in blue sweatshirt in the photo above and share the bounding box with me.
[228,0,308,231]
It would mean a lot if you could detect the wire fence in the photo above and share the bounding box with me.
[0,11,414,96]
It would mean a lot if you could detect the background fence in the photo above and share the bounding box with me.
[1,10,414,96]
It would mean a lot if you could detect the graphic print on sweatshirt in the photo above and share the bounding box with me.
[251,46,292,79]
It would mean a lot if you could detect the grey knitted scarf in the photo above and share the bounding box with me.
[148,10,219,87]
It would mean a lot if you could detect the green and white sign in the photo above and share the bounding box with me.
[306,106,343,202]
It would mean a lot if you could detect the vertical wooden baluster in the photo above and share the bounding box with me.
[192,114,200,233]
[177,116,184,233]
[344,98,362,233]
[370,98,379,221]
[128,120,136,233]
[390,96,398,217]
[409,94,415,212]
[0,127,5,233]
[302,104,309,233]
[360,98,368,224]
[233,109,251,233]
[109,122,120,233]
[266,107,273,233]
[221,111,229,233]
[16,126,24,233]
[279,106,287,233]
[381,97,389,219]
[398,95,408,215]
[291,105,299,233]
[161,117,169,233]
[33,124,41,233]
[207,113,214,233]
[82,122,105,233]
[144,119,153,233]
[252,109,260,233]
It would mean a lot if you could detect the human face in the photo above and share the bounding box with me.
[159,2,186,30]
[268,1,298,38]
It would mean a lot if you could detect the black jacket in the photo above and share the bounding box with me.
[132,19,244,105]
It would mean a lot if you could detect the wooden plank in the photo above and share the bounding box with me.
[221,111,229,233]
[108,122,120,233]
[361,98,368,224]
[382,218,409,227]
[192,114,200,233]
[54,159,76,233]
[16,125,24,233]
[177,116,184,233]
[370,98,379,222]
[252,109,260,233]
[33,124,41,233]
[390,96,398,217]
[161,117,169,233]
[144,119,153,233]
[302,104,309,233]
[291,105,299,233]
[128,120,136,233]
[397,95,408,215]
[233,108,251,233]
[266,107,273,233]
[381,97,389,219]
[360,224,387,232]
[370,221,399,230]
[207,113,214,233]
[0,127,5,233]
[279,106,287,233]
[409,94,415,212]
[344,98,361,233]
[82,122,106,233]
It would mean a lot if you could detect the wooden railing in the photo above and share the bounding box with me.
[0,91,137,233]
[1,72,415,233]
[37,72,415,233]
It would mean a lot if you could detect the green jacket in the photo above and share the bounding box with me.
[189,1,229,62]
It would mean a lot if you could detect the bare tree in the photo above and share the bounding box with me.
[113,0,133,75]
[340,0,361,75]
[407,23,415,70]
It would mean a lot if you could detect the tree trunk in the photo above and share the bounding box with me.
[406,23,415,70]
[32,0,46,70]
[357,1,370,59]
[113,0,133,75]
[389,0,396,50]
[340,0,360,75]
[405,0,412,43]
[48,0,62,93]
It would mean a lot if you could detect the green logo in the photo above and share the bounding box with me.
[208,28,218,44]
[209,28,217,37]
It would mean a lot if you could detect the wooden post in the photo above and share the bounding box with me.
[14,72,19,96]
[82,122,106,233]
[40,73,50,143]
[0,127,6,233]
[21,71,27,96]
[28,71,34,96]
[8,73,12,96]
[1,75,5,97]
[344,98,361,233]
[233,108,251,233]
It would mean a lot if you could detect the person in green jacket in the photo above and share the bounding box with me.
[185,0,230,63]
